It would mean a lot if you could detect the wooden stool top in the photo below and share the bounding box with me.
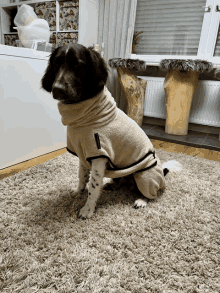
[160,59,212,73]
[214,68,220,80]
[109,58,147,71]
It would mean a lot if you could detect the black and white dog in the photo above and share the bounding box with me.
[41,44,182,219]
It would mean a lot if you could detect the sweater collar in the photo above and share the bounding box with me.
[57,87,117,128]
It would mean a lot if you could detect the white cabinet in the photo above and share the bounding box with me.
[0,0,98,48]
[0,46,66,170]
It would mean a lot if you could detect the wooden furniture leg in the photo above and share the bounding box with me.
[116,67,147,126]
[164,69,200,135]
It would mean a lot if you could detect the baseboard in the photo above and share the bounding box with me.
[151,139,220,163]
[0,148,67,180]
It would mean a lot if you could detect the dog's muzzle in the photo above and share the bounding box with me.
[52,85,67,100]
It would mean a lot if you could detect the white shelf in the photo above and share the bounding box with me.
[0,0,80,46]
[0,0,98,50]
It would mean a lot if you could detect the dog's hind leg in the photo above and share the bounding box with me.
[133,167,165,209]
[78,158,108,219]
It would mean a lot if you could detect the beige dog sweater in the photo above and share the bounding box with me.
[57,87,165,199]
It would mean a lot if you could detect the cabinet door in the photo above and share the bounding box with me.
[0,53,66,169]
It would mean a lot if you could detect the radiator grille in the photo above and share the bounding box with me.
[141,77,220,127]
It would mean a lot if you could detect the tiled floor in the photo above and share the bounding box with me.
[142,124,220,152]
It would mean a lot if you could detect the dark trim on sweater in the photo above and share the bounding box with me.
[86,150,156,171]
[66,148,78,157]
[135,161,157,173]
[66,147,158,174]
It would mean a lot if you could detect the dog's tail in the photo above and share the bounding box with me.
[162,160,183,177]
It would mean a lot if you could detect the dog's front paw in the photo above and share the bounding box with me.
[78,204,95,219]
[133,198,148,209]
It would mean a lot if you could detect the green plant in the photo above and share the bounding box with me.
[132,31,143,53]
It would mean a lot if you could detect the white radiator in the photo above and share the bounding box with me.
[140,77,220,127]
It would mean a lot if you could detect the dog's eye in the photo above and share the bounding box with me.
[53,57,66,70]
[70,60,85,69]
[53,61,61,71]
[68,64,81,72]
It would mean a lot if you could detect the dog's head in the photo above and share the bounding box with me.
[41,44,109,104]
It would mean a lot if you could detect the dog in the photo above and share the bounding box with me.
[41,43,182,219]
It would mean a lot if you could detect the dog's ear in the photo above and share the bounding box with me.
[41,47,60,92]
[87,47,109,91]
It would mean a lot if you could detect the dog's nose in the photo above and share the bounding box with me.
[52,84,66,100]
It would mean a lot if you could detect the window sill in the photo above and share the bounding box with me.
[130,54,220,69]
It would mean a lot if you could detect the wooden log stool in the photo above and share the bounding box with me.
[108,58,148,126]
[160,59,212,135]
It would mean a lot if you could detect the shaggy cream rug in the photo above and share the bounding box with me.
[0,148,220,293]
